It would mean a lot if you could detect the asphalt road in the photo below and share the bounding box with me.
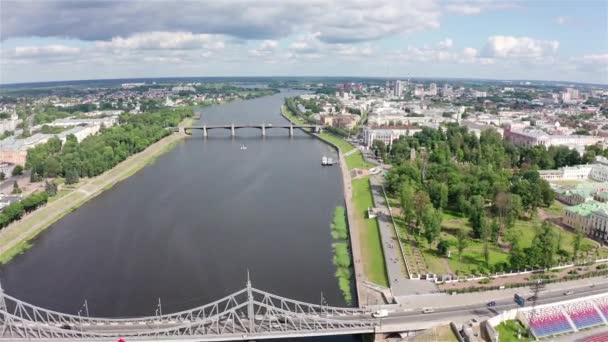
[380,280,608,324]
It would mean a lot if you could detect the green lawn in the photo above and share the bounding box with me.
[393,207,607,275]
[544,201,566,217]
[352,177,388,287]
[495,320,533,342]
[317,132,374,170]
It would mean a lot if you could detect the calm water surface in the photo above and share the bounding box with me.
[0,90,361,341]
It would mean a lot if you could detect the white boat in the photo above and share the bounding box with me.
[321,156,328,165]
[240,145,247,150]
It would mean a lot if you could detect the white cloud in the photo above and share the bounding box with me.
[249,40,278,56]
[573,53,608,73]
[437,38,454,49]
[462,47,478,58]
[95,32,224,50]
[2,0,441,44]
[14,45,81,58]
[555,16,575,25]
[483,36,559,58]
[445,0,517,15]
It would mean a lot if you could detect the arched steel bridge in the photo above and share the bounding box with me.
[0,279,379,341]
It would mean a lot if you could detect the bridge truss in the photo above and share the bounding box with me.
[0,279,376,341]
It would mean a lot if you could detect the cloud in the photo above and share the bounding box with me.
[572,53,608,73]
[95,32,224,50]
[249,40,278,56]
[555,16,575,25]
[483,36,559,58]
[1,0,441,44]
[437,38,454,49]
[445,0,517,15]
[12,44,81,58]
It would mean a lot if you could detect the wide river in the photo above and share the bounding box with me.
[0,90,360,341]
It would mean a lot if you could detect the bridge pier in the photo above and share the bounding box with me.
[231,123,235,137]
[289,125,294,137]
[261,124,266,137]
[202,125,207,138]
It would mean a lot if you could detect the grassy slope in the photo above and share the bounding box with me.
[352,177,388,286]
[400,210,606,275]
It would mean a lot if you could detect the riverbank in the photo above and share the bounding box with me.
[281,103,387,306]
[0,117,193,264]
[280,105,373,170]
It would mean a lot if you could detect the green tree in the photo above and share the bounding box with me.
[11,165,23,176]
[413,191,431,229]
[372,140,387,161]
[483,239,490,268]
[64,169,79,185]
[437,239,450,256]
[509,240,527,270]
[45,181,58,197]
[11,180,21,194]
[422,206,442,245]
[45,156,61,178]
[572,224,583,261]
[428,180,448,210]
[400,182,416,227]
[456,229,468,261]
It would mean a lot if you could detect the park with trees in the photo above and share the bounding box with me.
[25,107,192,184]
[383,124,608,275]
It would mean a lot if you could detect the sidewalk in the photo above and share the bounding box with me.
[369,175,439,297]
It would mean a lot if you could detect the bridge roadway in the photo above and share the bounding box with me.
[182,123,324,137]
[1,280,607,341]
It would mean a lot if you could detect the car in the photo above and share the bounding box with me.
[487,301,496,307]
[372,309,388,318]
[564,290,574,296]
[422,308,435,314]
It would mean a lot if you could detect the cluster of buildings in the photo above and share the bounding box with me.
[0,116,117,165]
[504,126,605,153]
[540,157,608,243]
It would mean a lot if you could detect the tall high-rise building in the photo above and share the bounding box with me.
[394,80,404,97]
[442,84,453,97]
[414,85,425,97]
[428,83,437,96]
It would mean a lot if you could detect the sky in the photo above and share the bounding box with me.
[0,0,607,84]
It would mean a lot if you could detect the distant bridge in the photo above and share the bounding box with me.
[183,123,324,137]
[0,279,386,341]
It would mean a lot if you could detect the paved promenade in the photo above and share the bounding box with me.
[369,175,439,298]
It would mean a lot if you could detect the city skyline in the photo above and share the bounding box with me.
[1,0,607,84]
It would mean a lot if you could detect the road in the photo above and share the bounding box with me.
[376,278,608,327]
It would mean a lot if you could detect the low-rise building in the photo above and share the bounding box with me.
[554,182,608,205]
[504,126,604,152]
[363,126,422,148]
[564,201,608,242]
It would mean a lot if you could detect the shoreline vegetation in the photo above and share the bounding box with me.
[331,206,353,304]
[0,111,195,265]
[282,100,389,291]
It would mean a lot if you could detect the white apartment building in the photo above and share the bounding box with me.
[394,80,405,97]
[540,157,608,183]
[0,114,20,135]
[504,127,604,152]
[363,126,422,148]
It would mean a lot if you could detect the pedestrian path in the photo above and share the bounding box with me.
[369,175,438,297]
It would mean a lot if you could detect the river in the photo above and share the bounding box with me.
[0,90,361,341]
